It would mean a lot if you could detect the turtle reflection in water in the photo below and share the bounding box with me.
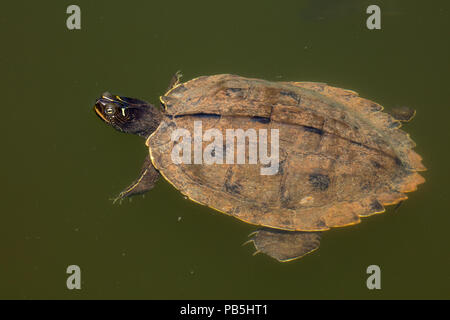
[94,73,426,262]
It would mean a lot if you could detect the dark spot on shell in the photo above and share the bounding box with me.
[361,182,371,191]
[395,157,403,166]
[225,87,244,97]
[371,103,382,112]
[350,140,363,147]
[303,126,324,135]
[224,168,242,195]
[371,160,383,169]
[309,173,330,191]
[280,91,300,102]
[370,200,384,212]
[250,116,270,124]
[225,182,242,194]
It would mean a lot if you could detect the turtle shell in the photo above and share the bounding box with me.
[147,74,425,231]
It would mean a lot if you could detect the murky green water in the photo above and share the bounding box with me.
[1,0,449,299]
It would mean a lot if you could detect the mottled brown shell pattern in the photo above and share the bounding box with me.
[147,74,425,231]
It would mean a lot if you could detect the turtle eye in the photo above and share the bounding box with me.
[104,105,116,115]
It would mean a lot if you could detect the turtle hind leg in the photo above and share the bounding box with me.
[112,154,160,204]
[248,228,321,262]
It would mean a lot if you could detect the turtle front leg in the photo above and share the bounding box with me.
[246,228,321,262]
[113,154,160,204]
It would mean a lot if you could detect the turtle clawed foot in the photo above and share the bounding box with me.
[111,191,143,205]
[109,155,159,205]
[111,191,133,205]
[167,71,183,91]
[241,239,261,256]
[111,191,138,205]
[111,194,125,205]
[245,228,322,262]
[174,70,183,79]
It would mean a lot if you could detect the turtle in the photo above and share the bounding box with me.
[93,72,426,262]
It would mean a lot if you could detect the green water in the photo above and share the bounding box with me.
[1,0,449,299]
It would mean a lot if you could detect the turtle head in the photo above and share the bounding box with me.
[94,92,162,138]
